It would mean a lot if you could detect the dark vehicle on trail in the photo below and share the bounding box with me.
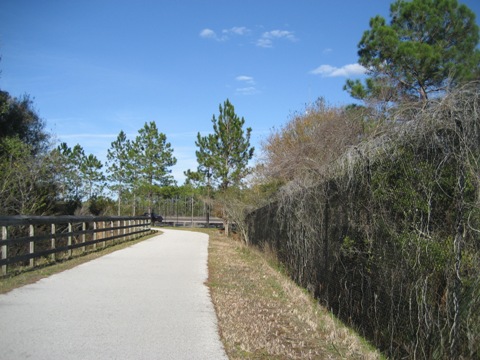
[144,212,163,224]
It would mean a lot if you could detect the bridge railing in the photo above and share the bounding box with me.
[0,215,152,276]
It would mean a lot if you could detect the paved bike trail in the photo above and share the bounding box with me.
[0,229,228,360]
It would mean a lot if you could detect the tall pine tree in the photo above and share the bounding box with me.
[194,99,254,234]
[106,130,132,215]
[131,121,176,214]
[345,0,480,104]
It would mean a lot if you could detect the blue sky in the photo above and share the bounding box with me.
[1,0,479,184]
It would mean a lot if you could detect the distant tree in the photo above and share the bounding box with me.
[345,0,480,104]
[130,122,176,214]
[0,91,49,154]
[88,195,115,216]
[54,143,105,205]
[190,134,215,189]
[186,134,217,225]
[54,143,85,202]
[0,89,56,215]
[197,99,254,190]
[106,130,132,215]
[193,99,254,235]
[80,153,105,199]
[0,137,56,215]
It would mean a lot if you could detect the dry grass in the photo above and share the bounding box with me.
[205,229,385,360]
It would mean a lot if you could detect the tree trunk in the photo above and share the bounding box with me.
[224,219,229,237]
[133,193,137,216]
[117,189,121,216]
[206,175,211,227]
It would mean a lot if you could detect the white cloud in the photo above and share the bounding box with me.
[235,86,258,95]
[265,30,296,40]
[200,26,250,42]
[256,30,297,48]
[236,75,255,84]
[235,75,257,94]
[310,63,366,77]
[199,28,217,39]
[201,27,296,48]
[223,26,250,36]
[256,38,273,48]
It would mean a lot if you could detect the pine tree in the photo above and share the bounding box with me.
[131,121,176,213]
[345,0,480,104]
[80,153,105,199]
[197,99,254,190]
[106,130,132,215]
[194,99,254,234]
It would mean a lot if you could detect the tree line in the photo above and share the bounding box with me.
[0,88,254,223]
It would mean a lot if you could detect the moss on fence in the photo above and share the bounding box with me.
[247,84,480,359]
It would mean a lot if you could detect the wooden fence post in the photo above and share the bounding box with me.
[1,226,7,276]
[51,223,56,262]
[82,222,86,253]
[68,222,72,258]
[111,221,114,245]
[29,224,35,267]
[93,222,97,250]
[102,221,106,248]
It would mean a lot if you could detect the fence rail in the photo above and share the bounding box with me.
[0,215,152,276]
[161,216,224,228]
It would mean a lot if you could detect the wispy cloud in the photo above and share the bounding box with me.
[200,26,250,42]
[236,87,258,95]
[236,75,255,84]
[235,75,258,95]
[200,26,297,48]
[223,26,250,36]
[310,63,366,77]
[256,30,297,48]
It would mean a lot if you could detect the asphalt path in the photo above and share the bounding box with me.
[0,229,228,360]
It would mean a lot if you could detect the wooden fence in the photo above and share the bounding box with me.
[0,215,152,276]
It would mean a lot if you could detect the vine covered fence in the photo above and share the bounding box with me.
[247,85,480,359]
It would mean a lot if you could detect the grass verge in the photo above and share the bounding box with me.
[203,228,385,359]
[0,230,160,294]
